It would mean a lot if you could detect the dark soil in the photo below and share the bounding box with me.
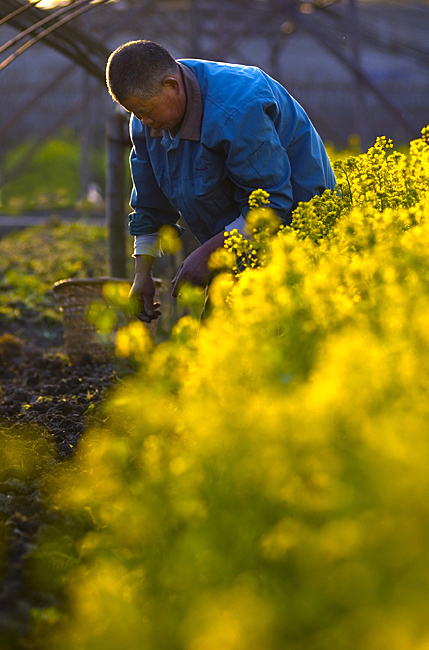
[0,324,131,647]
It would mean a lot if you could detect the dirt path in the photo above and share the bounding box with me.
[0,332,125,646]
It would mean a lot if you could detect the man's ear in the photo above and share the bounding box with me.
[162,77,181,93]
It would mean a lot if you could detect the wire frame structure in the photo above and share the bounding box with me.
[0,0,110,79]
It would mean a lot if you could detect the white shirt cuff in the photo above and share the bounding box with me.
[133,234,161,257]
[224,215,251,238]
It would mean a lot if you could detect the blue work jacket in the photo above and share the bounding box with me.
[128,59,336,244]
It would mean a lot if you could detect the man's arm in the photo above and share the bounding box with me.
[171,230,225,298]
[128,118,183,319]
[129,254,161,323]
[129,117,183,238]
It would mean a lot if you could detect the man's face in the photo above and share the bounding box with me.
[122,79,186,132]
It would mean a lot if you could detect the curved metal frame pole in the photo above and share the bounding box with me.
[0,0,109,73]
[0,0,97,56]
[0,0,45,28]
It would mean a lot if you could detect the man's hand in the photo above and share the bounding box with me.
[171,231,225,298]
[130,255,161,323]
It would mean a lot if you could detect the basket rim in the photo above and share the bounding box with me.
[53,277,131,292]
[53,276,162,292]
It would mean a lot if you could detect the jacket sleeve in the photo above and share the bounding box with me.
[128,119,183,237]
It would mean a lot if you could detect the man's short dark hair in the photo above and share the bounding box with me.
[106,40,178,105]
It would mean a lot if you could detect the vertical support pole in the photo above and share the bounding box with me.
[106,107,128,279]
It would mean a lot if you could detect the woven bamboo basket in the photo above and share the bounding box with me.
[53,277,160,364]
